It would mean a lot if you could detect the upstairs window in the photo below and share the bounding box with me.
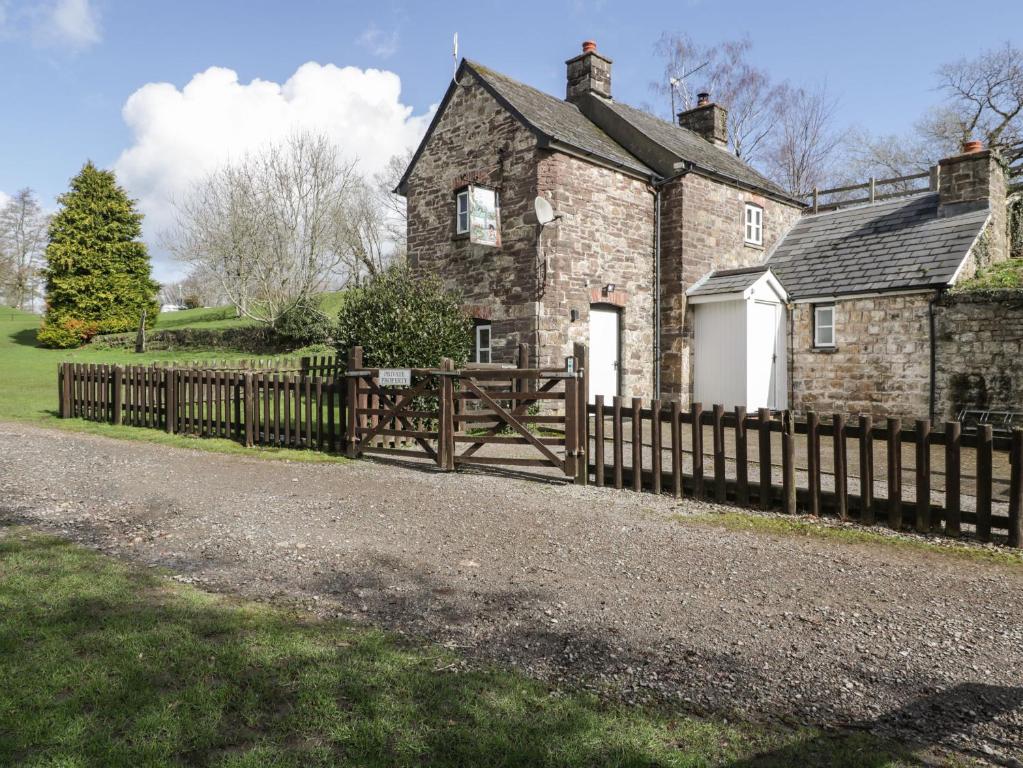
[744,203,763,246]
[454,185,501,246]
[475,323,492,363]
[814,305,835,348]
[455,189,469,235]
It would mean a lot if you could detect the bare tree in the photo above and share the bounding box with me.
[763,83,845,197]
[929,42,1023,149]
[651,34,786,163]
[0,189,49,310]
[166,132,364,326]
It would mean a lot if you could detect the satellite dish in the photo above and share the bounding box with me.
[534,196,557,225]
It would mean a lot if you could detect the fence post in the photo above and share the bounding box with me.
[691,402,704,499]
[631,397,642,492]
[758,407,771,509]
[671,401,683,499]
[594,395,605,487]
[651,399,662,495]
[734,406,749,506]
[782,410,796,515]
[807,411,820,516]
[345,347,361,458]
[976,424,993,542]
[439,357,455,471]
[945,421,961,536]
[113,366,123,426]
[712,404,726,502]
[887,417,902,530]
[915,419,932,534]
[564,360,579,481]
[612,396,624,489]
[833,414,847,520]
[60,363,72,418]
[573,342,589,486]
[860,415,874,524]
[1009,428,1023,549]
[243,373,255,447]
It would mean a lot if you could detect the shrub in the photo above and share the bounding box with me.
[36,317,101,348]
[273,299,335,347]
[335,264,472,368]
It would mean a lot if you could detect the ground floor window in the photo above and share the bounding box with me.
[474,323,492,363]
[813,304,835,348]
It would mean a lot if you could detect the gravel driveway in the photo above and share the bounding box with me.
[2,421,1022,765]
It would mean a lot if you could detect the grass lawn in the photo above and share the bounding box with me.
[0,308,343,461]
[0,526,932,767]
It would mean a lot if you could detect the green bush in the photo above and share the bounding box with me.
[273,299,335,347]
[335,264,472,368]
[36,317,101,348]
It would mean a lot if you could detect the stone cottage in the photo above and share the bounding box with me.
[398,41,1011,422]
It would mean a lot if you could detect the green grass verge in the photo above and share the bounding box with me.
[0,527,932,767]
[678,510,1023,568]
[154,292,346,332]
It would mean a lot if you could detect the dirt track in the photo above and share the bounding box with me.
[2,421,1022,764]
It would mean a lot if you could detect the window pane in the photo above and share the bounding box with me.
[479,327,490,347]
[480,350,491,363]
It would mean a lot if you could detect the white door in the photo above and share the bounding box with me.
[747,300,787,410]
[588,306,620,403]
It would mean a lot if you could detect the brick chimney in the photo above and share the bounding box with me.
[566,40,611,103]
[938,140,1009,263]
[677,92,728,148]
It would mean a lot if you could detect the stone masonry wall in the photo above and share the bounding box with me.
[406,79,539,364]
[934,291,1023,420]
[537,151,656,398]
[659,172,802,404]
[790,292,934,421]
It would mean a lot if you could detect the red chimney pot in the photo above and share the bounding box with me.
[582,40,597,53]
[962,139,983,154]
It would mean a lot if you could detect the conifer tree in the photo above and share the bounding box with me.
[39,162,159,348]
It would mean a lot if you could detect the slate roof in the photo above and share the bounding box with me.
[466,61,652,176]
[595,99,792,199]
[686,266,770,297]
[766,193,990,299]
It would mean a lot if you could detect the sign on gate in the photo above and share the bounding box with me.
[379,368,412,387]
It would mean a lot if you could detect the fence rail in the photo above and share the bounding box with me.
[57,348,1023,549]
[807,170,935,213]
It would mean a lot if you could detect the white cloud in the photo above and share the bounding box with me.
[113,62,433,279]
[35,0,100,49]
[357,23,399,58]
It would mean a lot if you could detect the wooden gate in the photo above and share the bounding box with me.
[343,345,586,480]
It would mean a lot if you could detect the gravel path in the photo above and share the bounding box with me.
[2,421,1022,765]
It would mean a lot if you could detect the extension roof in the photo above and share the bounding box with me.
[686,266,788,304]
[766,193,991,299]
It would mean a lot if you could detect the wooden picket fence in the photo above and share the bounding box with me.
[585,397,1023,547]
[57,345,1023,548]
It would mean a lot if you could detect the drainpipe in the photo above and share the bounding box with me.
[928,288,944,424]
[654,186,662,397]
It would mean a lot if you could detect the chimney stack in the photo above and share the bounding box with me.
[678,92,728,148]
[937,140,1009,264]
[566,40,612,103]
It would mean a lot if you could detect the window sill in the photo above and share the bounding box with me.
[810,346,838,354]
[452,232,470,242]
[744,241,764,250]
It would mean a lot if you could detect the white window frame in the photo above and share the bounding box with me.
[475,323,492,363]
[455,189,469,235]
[744,203,763,246]
[814,305,835,348]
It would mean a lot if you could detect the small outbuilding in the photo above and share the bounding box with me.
[686,267,789,411]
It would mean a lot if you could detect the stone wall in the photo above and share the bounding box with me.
[659,172,802,404]
[934,291,1023,420]
[790,292,934,421]
[537,151,656,397]
[405,78,540,364]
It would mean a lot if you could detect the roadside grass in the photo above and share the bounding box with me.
[678,509,1023,568]
[155,292,345,332]
[47,419,351,464]
[0,309,346,461]
[0,526,933,768]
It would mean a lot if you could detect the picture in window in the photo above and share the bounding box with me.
[469,186,500,247]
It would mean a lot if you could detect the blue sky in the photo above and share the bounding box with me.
[2,0,1019,280]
